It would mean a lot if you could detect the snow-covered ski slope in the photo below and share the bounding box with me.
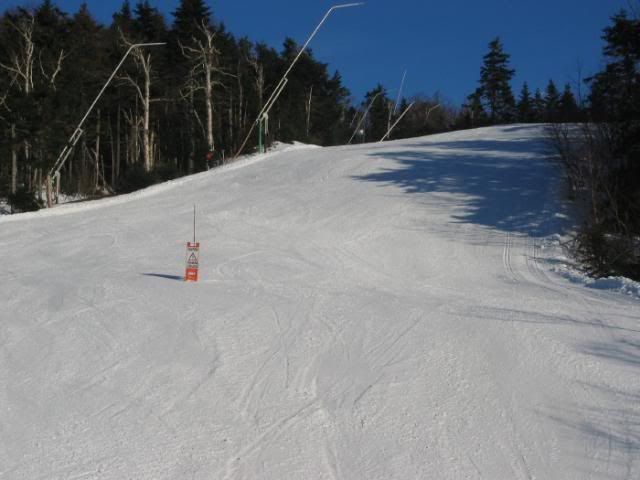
[1,125,639,479]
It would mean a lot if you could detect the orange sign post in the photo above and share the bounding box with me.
[184,205,199,282]
[185,242,200,282]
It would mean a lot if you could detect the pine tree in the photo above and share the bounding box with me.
[551,10,640,278]
[173,0,210,40]
[464,87,487,127]
[517,82,533,122]
[558,83,579,122]
[68,3,109,192]
[589,10,640,123]
[112,1,133,33]
[587,10,640,242]
[362,84,391,142]
[544,79,561,122]
[478,37,516,123]
[133,1,166,42]
[532,88,545,122]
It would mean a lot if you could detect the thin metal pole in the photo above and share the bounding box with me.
[234,3,364,158]
[348,90,385,144]
[275,3,364,95]
[379,101,415,142]
[393,70,407,115]
[425,103,441,122]
[47,42,165,198]
[193,205,196,243]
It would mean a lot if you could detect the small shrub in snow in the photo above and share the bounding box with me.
[7,188,43,213]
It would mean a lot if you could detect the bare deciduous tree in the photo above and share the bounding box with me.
[1,12,67,196]
[180,21,221,156]
[305,85,313,139]
[118,31,158,172]
[0,14,34,194]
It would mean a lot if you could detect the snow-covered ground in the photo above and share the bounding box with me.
[1,125,638,479]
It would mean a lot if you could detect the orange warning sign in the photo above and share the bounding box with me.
[185,242,200,282]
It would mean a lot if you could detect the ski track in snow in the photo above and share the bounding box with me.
[1,125,639,479]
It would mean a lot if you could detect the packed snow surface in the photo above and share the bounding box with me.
[1,125,638,479]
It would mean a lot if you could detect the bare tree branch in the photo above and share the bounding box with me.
[38,48,68,90]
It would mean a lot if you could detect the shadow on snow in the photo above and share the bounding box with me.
[141,273,184,281]
[353,127,576,237]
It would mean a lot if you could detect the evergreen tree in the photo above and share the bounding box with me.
[587,10,640,231]
[112,0,133,33]
[478,37,516,123]
[65,3,109,192]
[362,84,391,142]
[133,1,166,42]
[517,82,533,122]
[588,10,640,125]
[532,88,545,122]
[558,83,579,122]
[463,87,487,127]
[544,79,561,122]
[173,0,210,40]
[554,10,640,278]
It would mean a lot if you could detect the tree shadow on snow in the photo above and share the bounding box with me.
[353,126,576,237]
[542,391,640,476]
[581,338,640,368]
[545,324,640,474]
[478,303,640,474]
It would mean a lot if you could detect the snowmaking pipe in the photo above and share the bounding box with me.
[348,88,396,144]
[379,101,416,142]
[47,42,166,202]
[393,70,407,115]
[348,91,384,144]
[234,2,365,158]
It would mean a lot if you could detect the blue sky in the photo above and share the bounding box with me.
[1,0,632,103]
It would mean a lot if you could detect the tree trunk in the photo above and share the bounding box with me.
[46,175,52,208]
[143,70,151,172]
[205,60,214,152]
[306,86,313,139]
[68,155,73,188]
[108,112,115,188]
[34,168,41,200]
[95,109,101,191]
[10,124,17,194]
[115,104,121,182]
[80,139,86,193]
[228,92,233,150]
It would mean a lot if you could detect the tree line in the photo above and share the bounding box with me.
[462,37,582,127]
[461,11,639,280]
[0,0,358,204]
[550,10,640,279]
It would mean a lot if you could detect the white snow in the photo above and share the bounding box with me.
[553,265,640,299]
[1,125,638,479]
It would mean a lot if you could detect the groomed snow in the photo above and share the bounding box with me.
[1,125,638,479]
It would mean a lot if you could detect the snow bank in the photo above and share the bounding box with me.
[0,141,318,224]
[552,263,640,299]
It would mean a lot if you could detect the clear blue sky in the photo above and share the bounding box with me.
[2,0,633,104]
